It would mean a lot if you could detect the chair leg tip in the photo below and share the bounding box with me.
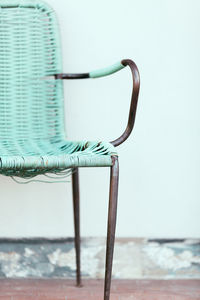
[76,278,82,287]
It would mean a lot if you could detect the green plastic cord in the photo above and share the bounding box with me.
[89,62,125,78]
[0,0,117,180]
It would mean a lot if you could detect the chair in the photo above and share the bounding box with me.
[0,1,140,299]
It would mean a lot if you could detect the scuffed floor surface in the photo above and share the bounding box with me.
[0,279,200,300]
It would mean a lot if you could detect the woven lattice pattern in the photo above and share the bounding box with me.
[0,0,64,140]
[0,0,116,178]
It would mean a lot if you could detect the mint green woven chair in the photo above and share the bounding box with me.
[0,1,140,299]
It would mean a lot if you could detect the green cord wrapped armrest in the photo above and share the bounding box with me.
[89,61,125,78]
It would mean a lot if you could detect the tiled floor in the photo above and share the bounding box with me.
[0,279,199,300]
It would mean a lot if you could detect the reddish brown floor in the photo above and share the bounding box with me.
[0,279,199,300]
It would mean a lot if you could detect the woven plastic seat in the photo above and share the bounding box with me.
[0,0,117,178]
[0,139,116,177]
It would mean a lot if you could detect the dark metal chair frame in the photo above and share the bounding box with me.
[58,59,140,300]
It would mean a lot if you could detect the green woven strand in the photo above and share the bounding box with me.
[11,176,70,184]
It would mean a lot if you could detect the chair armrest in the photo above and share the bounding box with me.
[55,59,140,147]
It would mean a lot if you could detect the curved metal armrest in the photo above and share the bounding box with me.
[55,59,140,147]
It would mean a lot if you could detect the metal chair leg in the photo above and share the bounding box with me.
[72,167,82,287]
[104,156,119,300]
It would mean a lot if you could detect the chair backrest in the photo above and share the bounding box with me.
[0,0,65,141]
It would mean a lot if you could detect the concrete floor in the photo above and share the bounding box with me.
[0,279,199,300]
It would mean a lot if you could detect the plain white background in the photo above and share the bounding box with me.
[0,0,200,238]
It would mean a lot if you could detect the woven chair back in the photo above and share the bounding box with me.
[0,0,65,140]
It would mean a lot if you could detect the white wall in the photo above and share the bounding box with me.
[0,0,200,238]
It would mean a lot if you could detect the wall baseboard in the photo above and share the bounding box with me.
[0,238,199,279]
